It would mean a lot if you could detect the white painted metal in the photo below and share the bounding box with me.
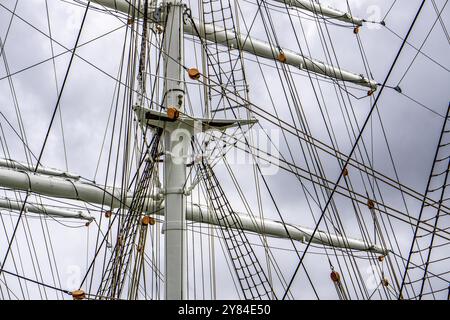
[89,0,143,16]
[184,18,377,89]
[162,2,188,300]
[186,204,387,254]
[0,198,93,221]
[0,167,387,254]
[272,0,364,26]
[0,158,80,180]
[0,167,133,208]
[87,0,377,89]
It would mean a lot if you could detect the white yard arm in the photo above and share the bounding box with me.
[0,167,387,254]
[183,204,387,254]
[0,167,133,209]
[0,198,93,221]
[184,19,377,89]
[88,0,143,16]
[0,158,80,180]
[272,0,364,26]
[86,0,378,90]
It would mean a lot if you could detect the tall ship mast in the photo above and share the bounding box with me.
[0,0,448,300]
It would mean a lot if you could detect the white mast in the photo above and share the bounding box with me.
[161,1,188,300]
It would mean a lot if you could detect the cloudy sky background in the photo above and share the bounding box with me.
[0,0,449,299]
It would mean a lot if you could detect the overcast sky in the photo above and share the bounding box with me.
[0,0,449,300]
